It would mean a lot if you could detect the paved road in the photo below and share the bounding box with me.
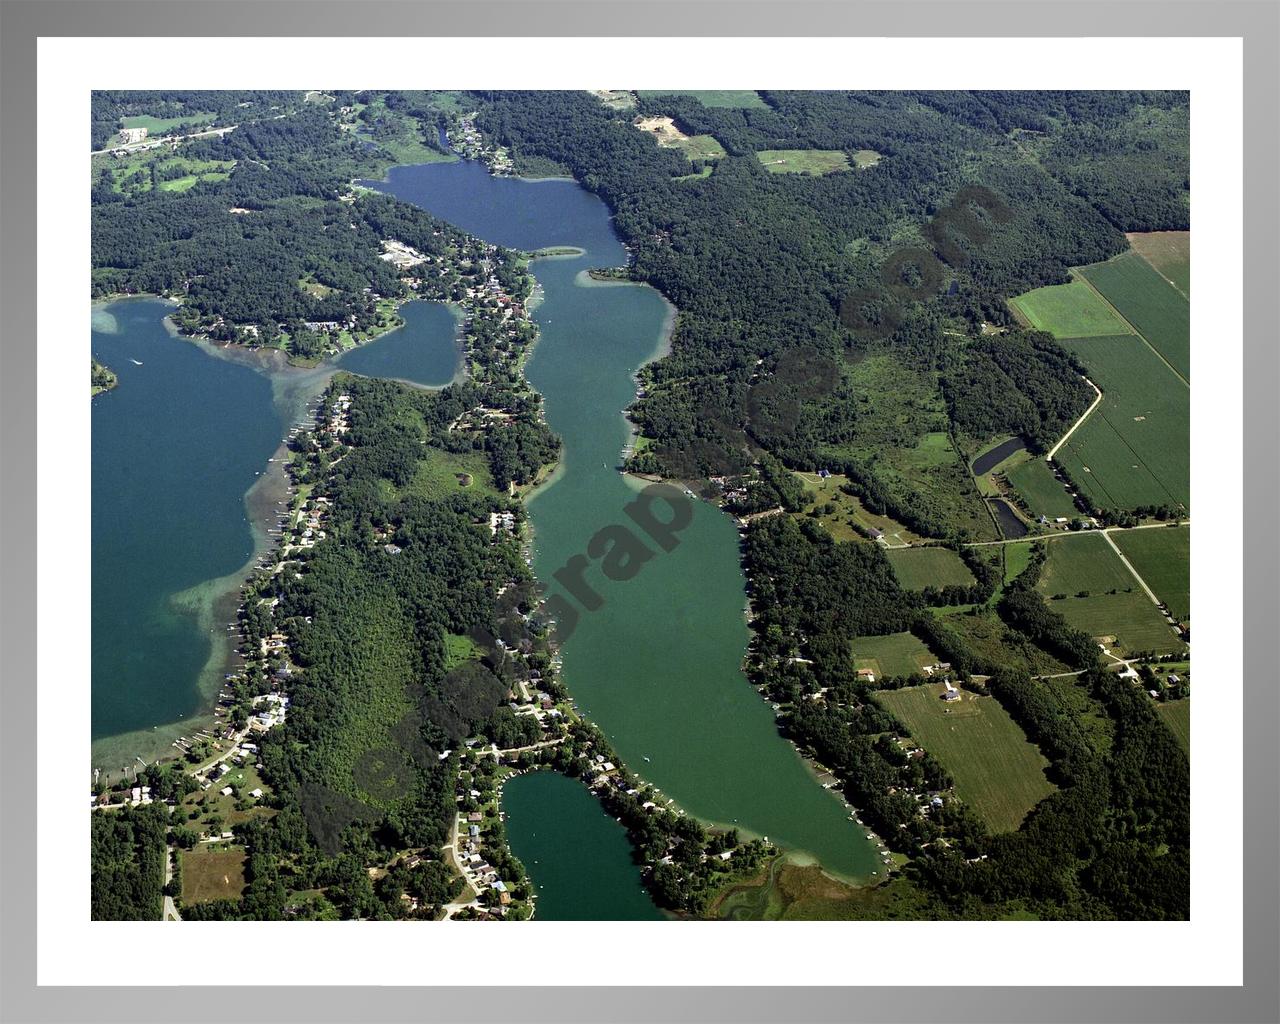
[91,124,238,157]
[1101,529,1164,607]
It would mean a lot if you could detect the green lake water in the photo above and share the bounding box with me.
[367,162,880,885]
[502,772,665,920]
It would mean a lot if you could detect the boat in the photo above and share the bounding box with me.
[130,358,143,365]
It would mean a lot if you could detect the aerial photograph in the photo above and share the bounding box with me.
[89,89,1190,923]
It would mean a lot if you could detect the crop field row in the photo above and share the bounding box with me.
[1055,335,1189,510]
[1079,252,1190,381]
[874,684,1055,834]
[1036,533,1185,656]
[885,546,976,591]
[1111,524,1190,622]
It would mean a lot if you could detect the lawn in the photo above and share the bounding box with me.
[1007,459,1079,520]
[756,150,851,175]
[120,111,216,135]
[1125,231,1190,299]
[180,847,247,905]
[851,149,883,169]
[1111,525,1190,622]
[1036,533,1185,656]
[875,684,1056,833]
[636,89,767,108]
[1009,279,1134,338]
[1055,335,1189,510]
[1155,699,1191,756]
[675,134,727,161]
[851,632,939,679]
[885,547,976,591]
[1079,252,1189,381]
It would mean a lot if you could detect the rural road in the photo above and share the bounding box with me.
[1101,529,1164,608]
[965,521,1189,548]
[91,124,238,157]
[1046,375,1103,461]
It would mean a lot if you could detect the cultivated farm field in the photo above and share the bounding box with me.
[1112,525,1191,622]
[1008,279,1133,338]
[1055,335,1189,510]
[874,684,1055,833]
[1156,699,1191,756]
[885,547,976,591]
[1126,231,1190,299]
[1079,252,1190,381]
[1036,533,1184,655]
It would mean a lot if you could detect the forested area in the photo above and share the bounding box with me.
[90,803,168,920]
[91,90,300,150]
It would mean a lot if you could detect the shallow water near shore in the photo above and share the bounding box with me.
[367,160,881,886]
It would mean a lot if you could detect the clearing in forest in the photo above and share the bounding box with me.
[633,116,726,161]
[180,847,247,905]
[756,149,851,175]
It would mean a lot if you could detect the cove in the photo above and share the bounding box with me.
[502,772,665,920]
[365,161,880,882]
[91,296,461,776]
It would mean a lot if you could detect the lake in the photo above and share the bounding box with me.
[365,160,880,884]
[502,771,665,920]
[90,295,462,775]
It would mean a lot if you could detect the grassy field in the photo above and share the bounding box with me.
[405,449,496,501]
[120,111,216,135]
[885,547,976,591]
[1079,252,1189,381]
[180,847,247,905]
[756,150,851,175]
[851,632,939,679]
[1009,280,1134,338]
[96,152,235,196]
[852,149,883,168]
[1126,231,1190,299]
[1007,459,1079,520]
[1055,335,1189,510]
[444,632,481,670]
[674,135,727,161]
[637,89,767,108]
[1036,533,1185,655]
[1155,699,1191,755]
[1111,525,1190,622]
[875,684,1055,833]
[794,470,926,546]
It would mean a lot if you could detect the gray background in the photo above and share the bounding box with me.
[1,2,1276,1022]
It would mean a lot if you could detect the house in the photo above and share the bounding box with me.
[118,126,148,145]
[249,788,264,799]
[220,786,234,796]
[941,681,961,703]
[1167,673,1182,685]
[469,825,480,838]
[817,468,831,480]
[856,668,876,683]
[868,528,884,540]
[467,811,483,823]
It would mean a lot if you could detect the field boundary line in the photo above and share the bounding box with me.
[1046,375,1103,461]
[964,520,1190,548]
[1074,270,1190,388]
[1101,528,1164,608]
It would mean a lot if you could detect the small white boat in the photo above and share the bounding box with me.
[130,358,143,366]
